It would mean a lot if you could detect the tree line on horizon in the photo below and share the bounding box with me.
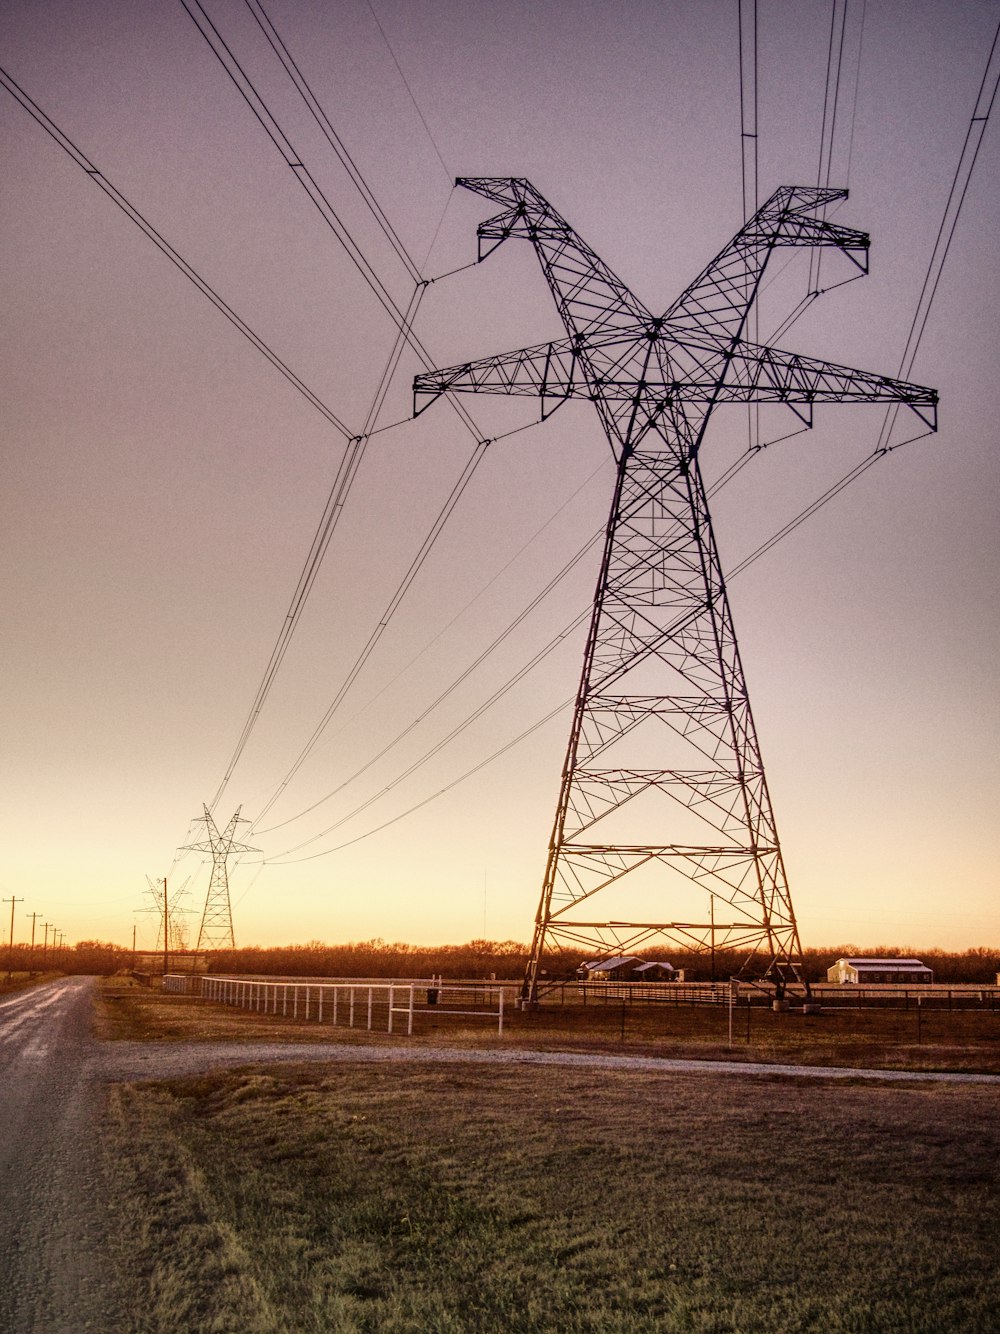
[8,937,999,984]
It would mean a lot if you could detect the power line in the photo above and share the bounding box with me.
[365,0,452,184]
[257,523,604,836]
[255,450,611,834]
[272,698,570,863]
[249,431,494,825]
[179,0,480,436]
[244,0,424,284]
[178,0,516,813]
[0,65,353,441]
[873,12,1000,455]
[208,282,427,808]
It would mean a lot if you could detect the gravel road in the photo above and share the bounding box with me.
[97,1036,1000,1085]
[0,976,120,1333]
[3,976,998,1332]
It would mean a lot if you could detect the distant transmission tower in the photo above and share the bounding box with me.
[415,180,936,1001]
[143,875,192,954]
[183,806,259,950]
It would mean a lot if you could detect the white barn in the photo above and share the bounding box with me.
[827,957,934,984]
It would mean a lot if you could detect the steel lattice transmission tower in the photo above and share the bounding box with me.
[143,874,192,954]
[415,180,937,1001]
[183,805,259,951]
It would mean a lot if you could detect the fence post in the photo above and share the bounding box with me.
[333,987,339,1025]
[368,987,373,1030]
[408,984,414,1036]
[349,987,355,1028]
[318,986,324,1024]
[498,987,505,1037]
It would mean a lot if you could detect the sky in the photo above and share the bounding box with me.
[1,0,998,954]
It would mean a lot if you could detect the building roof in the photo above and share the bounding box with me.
[582,956,641,972]
[842,960,938,971]
[839,957,930,968]
[633,960,675,972]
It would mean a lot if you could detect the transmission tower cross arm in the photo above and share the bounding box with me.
[455,176,652,336]
[413,334,584,417]
[717,340,938,429]
[414,324,938,434]
[664,185,869,340]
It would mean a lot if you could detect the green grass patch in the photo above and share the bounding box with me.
[104,1061,1000,1333]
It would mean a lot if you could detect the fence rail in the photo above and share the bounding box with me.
[186,976,506,1036]
[161,973,1000,1015]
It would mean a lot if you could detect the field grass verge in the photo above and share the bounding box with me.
[103,1059,999,1333]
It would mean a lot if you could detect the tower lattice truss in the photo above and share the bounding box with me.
[183,805,258,951]
[415,180,937,999]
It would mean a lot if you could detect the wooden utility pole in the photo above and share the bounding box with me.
[4,896,24,978]
[162,878,169,978]
[27,911,42,974]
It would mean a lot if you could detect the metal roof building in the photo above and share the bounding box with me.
[827,957,934,984]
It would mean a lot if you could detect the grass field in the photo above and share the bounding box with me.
[102,1057,1000,1334]
[97,976,1000,1074]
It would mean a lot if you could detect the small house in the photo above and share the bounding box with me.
[826,957,934,985]
[633,960,682,982]
[578,955,642,981]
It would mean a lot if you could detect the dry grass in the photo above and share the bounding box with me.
[96,977,1000,1073]
[103,1059,1000,1333]
[0,970,58,998]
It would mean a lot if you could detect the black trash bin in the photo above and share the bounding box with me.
[426,988,438,1005]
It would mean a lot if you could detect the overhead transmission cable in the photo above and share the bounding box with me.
[272,698,570,863]
[179,0,516,817]
[256,520,606,835]
[271,608,590,858]
[0,51,480,832]
[243,0,423,283]
[364,0,452,184]
[0,66,353,442]
[732,12,999,578]
[807,0,851,298]
[738,0,760,455]
[178,0,478,434]
[209,281,427,809]
[872,13,999,455]
[756,2,868,349]
[0,65,429,817]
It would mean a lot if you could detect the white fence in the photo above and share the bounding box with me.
[194,976,505,1036]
